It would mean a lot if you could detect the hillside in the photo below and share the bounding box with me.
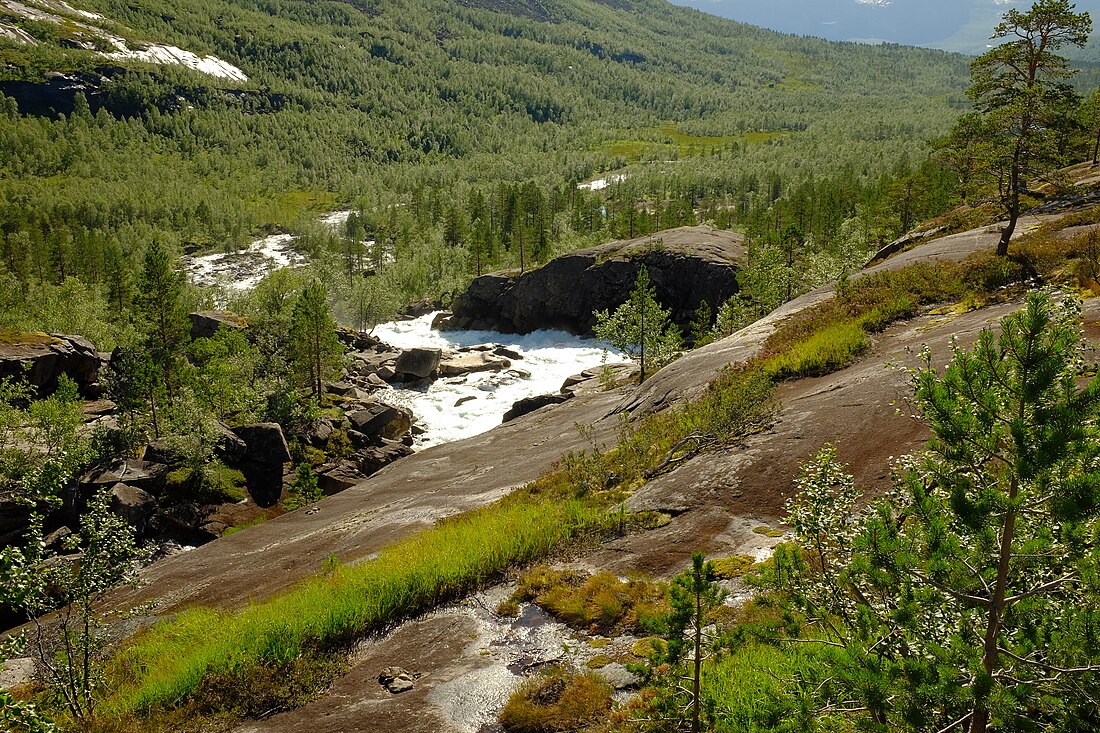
[0,0,968,341]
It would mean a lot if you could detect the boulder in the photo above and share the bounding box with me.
[357,441,414,475]
[318,460,366,495]
[502,393,573,423]
[336,327,380,352]
[441,226,744,336]
[189,311,246,340]
[437,352,511,378]
[81,460,170,496]
[494,346,523,361]
[0,656,36,691]
[109,484,157,536]
[232,423,292,465]
[430,311,452,329]
[0,332,102,396]
[306,416,337,448]
[348,403,413,441]
[393,348,441,380]
[377,666,420,694]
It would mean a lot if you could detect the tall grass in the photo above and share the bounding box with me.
[107,496,602,713]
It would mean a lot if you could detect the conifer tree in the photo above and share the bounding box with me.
[289,280,341,401]
[594,266,681,381]
[133,240,190,411]
[774,292,1100,733]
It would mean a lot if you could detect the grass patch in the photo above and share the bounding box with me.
[510,567,668,636]
[0,328,58,346]
[222,515,268,537]
[499,668,612,733]
[106,493,608,715]
[752,526,783,538]
[163,462,248,505]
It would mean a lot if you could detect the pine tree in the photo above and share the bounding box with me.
[593,266,682,381]
[289,280,341,401]
[133,240,190,410]
[947,0,1091,256]
[774,291,1100,733]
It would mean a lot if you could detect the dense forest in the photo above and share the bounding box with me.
[0,0,976,344]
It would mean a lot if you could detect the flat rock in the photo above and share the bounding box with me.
[595,662,640,689]
[0,332,102,396]
[437,352,510,378]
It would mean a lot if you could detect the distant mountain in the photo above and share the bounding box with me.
[670,0,1100,55]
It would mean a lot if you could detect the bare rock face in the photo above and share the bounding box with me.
[441,226,745,336]
[232,423,292,465]
[348,403,414,441]
[188,311,246,340]
[0,332,102,396]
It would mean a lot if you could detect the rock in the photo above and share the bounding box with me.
[377,365,396,382]
[189,311,246,340]
[441,226,744,336]
[109,484,157,535]
[404,299,443,317]
[0,332,102,396]
[336,327,380,351]
[81,460,169,496]
[378,666,419,694]
[494,346,523,360]
[455,396,476,407]
[394,348,441,380]
[364,373,388,389]
[0,656,36,690]
[502,393,573,423]
[213,421,249,462]
[508,368,532,379]
[595,662,640,689]
[43,526,72,551]
[357,441,414,475]
[233,423,292,465]
[318,460,366,495]
[306,416,337,447]
[348,403,414,441]
[430,311,452,329]
[437,352,511,378]
[325,381,356,396]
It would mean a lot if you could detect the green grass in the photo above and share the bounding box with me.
[107,494,605,714]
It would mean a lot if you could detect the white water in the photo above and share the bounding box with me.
[578,173,626,191]
[372,314,621,447]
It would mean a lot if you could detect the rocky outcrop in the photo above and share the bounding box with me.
[440,226,745,336]
[0,332,102,396]
[393,348,442,381]
[189,311,247,340]
[502,393,573,423]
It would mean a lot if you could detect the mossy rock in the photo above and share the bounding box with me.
[752,525,784,538]
[587,637,610,649]
[709,555,757,579]
[585,655,611,669]
[631,637,667,659]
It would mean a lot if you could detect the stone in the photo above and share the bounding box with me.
[233,423,292,465]
[189,311,246,340]
[348,403,413,441]
[595,662,640,689]
[0,332,103,397]
[43,525,73,551]
[376,365,396,382]
[325,380,356,396]
[494,345,523,360]
[82,460,169,496]
[364,374,388,388]
[437,352,511,378]
[0,657,36,690]
[306,416,337,447]
[377,666,419,694]
[394,348,441,380]
[502,393,573,423]
[356,441,414,475]
[430,311,452,329]
[318,460,366,495]
[455,396,476,407]
[109,484,157,535]
[441,226,744,336]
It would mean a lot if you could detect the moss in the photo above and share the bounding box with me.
[511,567,668,636]
[709,555,757,580]
[585,655,611,669]
[0,329,58,346]
[752,526,783,538]
[631,637,667,659]
[496,598,520,617]
[587,637,610,649]
[499,668,612,733]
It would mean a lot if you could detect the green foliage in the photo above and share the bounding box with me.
[943,0,1092,255]
[594,266,682,380]
[510,566,668,635]
[288,280,342,401]
[770,292,1100,732]
[164,462,248,505]
[283,462,322,511]
[0,637,58,733]
[0,488,150,727]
